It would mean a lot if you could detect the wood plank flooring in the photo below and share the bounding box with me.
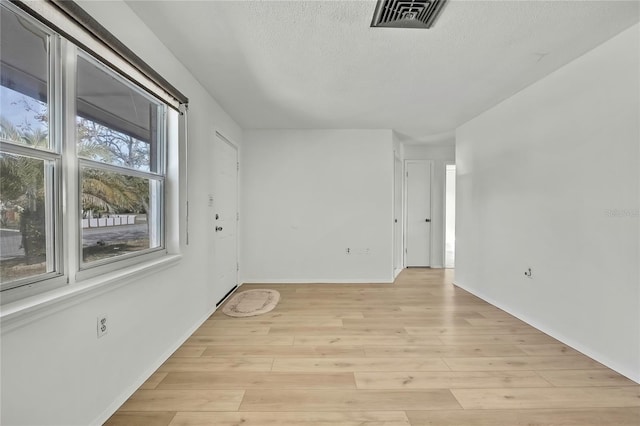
[104,268,640,426]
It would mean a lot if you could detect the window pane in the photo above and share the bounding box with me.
[81,167,161,263]
[0,5,50,149]
[0,153,53,284]
[76,56,162,173]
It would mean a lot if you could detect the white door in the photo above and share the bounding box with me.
[405,161,432,267]
[394,156,403,274]
[212,132,239,305]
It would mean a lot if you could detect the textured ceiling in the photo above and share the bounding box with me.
[126,0,639,141]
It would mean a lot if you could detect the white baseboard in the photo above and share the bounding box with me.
[394,268,402,279]
[92,304,218,425]
[453,280,640,384]
[243,278,393,284]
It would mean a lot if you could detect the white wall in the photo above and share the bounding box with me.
[456,24,639,382]
[403,143,455,161]
[403,144,456,268]
[0,2,244,425]
[392,130,404,159]
[242,129,394,283]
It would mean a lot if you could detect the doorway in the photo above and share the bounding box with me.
[405,160,432,267]
[393,154,403,276]
[212,131,239,305]
[444,164,456,268]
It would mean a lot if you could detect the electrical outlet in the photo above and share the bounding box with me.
[97,314,108,338]
[345,248,351,254]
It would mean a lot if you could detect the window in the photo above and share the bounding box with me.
[0,3,175,300]
[76,54,165,267]
[0,6,60,291]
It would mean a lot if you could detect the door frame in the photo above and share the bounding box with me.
[393,151,404,277]
[403,159,434,267]
[214,129,240,290]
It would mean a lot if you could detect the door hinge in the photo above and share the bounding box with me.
[236,212,239,221]
[237,263,240,271]
[237,162,240,171]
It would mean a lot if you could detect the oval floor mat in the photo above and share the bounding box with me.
[222,289,280,317]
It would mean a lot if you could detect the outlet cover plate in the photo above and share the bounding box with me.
[97,315,108,338]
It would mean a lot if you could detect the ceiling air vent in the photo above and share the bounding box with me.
[371,0,448,29]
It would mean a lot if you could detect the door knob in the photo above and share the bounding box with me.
[425,219,431,222]
[215,226,223,231]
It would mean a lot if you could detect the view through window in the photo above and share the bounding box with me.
[76,55,165,266]
[0,3,169,295]
[0,7,56,287]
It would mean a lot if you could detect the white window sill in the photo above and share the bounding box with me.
[0,254,182,334]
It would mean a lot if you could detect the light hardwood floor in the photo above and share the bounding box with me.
[105,269,640,425]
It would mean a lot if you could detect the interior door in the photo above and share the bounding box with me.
[212,132,239,305]
[405,160,432,267]
[394,155,403,274]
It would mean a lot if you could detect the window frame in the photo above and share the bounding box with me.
[0,147,63,292]
[74,51,168,273]
[0,2,176,302]
[0,3,63,292]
